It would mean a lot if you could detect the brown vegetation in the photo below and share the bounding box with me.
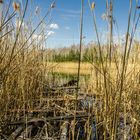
[0,0,140,140]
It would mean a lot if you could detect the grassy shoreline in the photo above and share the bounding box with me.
[46,62,140,75]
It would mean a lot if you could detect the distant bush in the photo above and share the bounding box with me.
[49,44,107,63]
[47,44,107,62]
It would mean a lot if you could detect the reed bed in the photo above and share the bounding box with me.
[0,0,140,140]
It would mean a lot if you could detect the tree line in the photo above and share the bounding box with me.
[47,44,100,62]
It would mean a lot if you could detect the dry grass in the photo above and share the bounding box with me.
[46,62,92,74]
[46,62,140,75]
[0,0,140,140]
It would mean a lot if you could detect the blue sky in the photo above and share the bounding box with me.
[3,0,140,48]
[43,0,140,48]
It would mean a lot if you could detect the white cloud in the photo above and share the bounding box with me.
[49,23,59,29]
[32,31,55,41]
[47,31,55,37]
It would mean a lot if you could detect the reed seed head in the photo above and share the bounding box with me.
[91,2,95,10]
[51,2,55,8]
[136,6,140,9]
[35,6,40,15]
[0,0,3,4]
[13,2,20,12]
